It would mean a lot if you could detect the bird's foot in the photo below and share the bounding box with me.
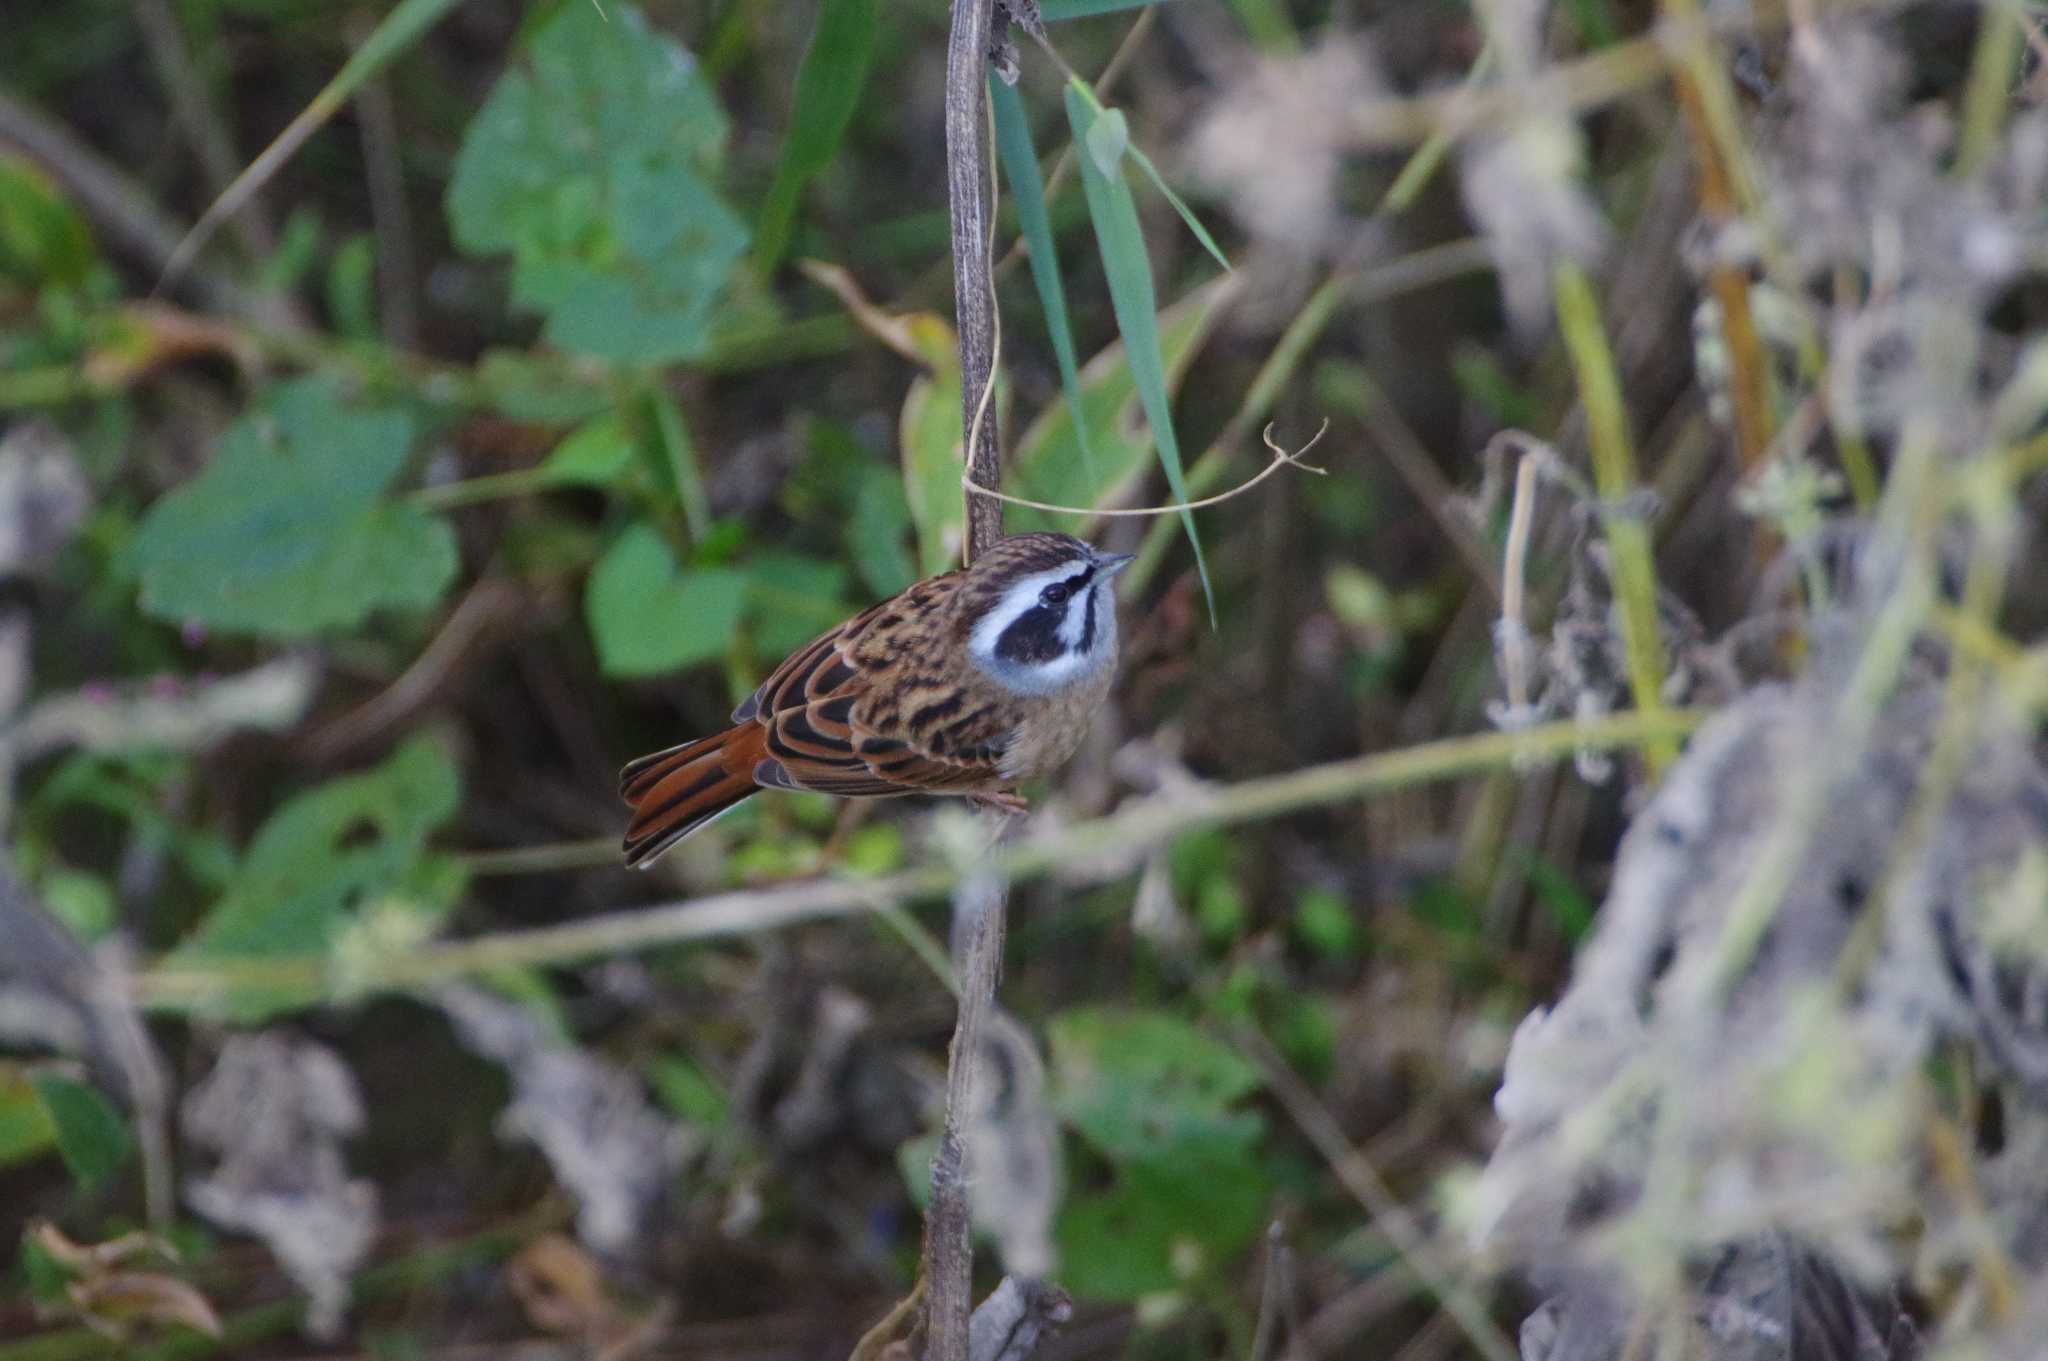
[967,790,1030,817]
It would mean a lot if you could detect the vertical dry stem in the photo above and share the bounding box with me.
[949,0,1005,568]
[921,2,1015,1358]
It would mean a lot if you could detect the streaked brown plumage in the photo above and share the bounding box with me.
[620,532,1130,867]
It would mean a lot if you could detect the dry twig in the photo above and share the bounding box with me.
[920,3,1045,1358]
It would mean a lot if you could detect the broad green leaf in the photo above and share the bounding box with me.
[31,1073,132,1195]
[1048,1006,1263,1162]
[130,377,456,638]
[754,0,878,272]
[1056,1135,1270,1301]
[901,367,966,577]
[0,1066,56,1171]
[848,465,916,598]
[542,410,639,489]
[39,869,115,942]
[1064,83,1212,617]
[649,1056,730,1129]
[474,350,614,425]
[447,3,748,365]
[742,552,851,657]
[20,1222,69,1302]
[0,153,98,287]
[586,525,747,677]
[171,738,464,1017]
[989,76,1095,479]
[1007,276,1235,530]
[1292,886,1361,960]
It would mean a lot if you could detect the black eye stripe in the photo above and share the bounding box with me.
[995,605,1065,664]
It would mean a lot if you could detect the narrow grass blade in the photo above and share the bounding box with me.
[1041,0,1178,17]
[645,385,713,543]
[1553,261,1675,776]
[1123,145,1229,271]
[1010,276,1238,531]
[1064,80,1212,619]
[990,75,1095,480]
[753,0,878,272]
[1066,82,1230,272]
[158,0,465,292]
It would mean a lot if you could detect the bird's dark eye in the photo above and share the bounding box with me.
[1040,582,1071,606]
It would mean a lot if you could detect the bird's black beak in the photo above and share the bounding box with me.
[1096,552,1136,577]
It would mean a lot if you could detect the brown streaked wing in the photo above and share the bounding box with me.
[732,607,870,724]
[746,579,1006,797]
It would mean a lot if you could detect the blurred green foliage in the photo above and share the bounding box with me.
[170,738,464,1020]
[0,0,1496,1345]
[446,3,747,365]
[1050,1008,1270,1299]
[130,379,456,637]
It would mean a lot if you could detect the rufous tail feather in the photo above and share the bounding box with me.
[619,725,765,868]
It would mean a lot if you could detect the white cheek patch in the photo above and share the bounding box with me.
[996,648,1089,695]
[967,567,1076,664]
[969,575,1117,696]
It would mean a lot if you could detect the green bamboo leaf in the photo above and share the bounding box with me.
[1066,83,1230,272]
[1008,277,1235,527]
[1063,81,1212,618]
[1124,142,1231,272]
[1083,105,1128,177]
[754,0,878,272]
[989,75,1095,479]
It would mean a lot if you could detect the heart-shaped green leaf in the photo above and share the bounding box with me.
[447,3,748,365]
[586,525,747,677]
[130,377,457,638]
[173,737,463,976]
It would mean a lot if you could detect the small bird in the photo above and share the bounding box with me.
[620,532,1133,868]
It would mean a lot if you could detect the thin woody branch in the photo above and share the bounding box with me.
[925,1,1022,1359]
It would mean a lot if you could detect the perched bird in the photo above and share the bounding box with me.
[620,532,1133,868]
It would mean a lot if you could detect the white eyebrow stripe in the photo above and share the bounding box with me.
[966,567,1077,662]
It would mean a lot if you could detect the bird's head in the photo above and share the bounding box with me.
[962,533,1133,695]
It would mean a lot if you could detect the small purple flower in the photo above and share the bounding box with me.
[181,620,208,648]
[80,681,115,706]
[148,674,181,700]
